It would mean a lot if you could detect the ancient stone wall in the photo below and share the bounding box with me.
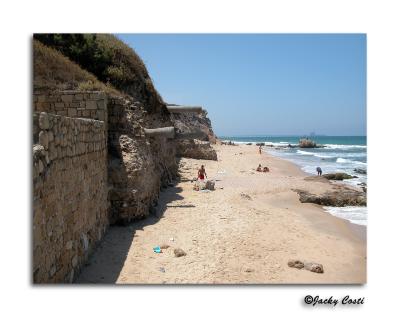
[33,91,107,122]
[32,90,180,282]
[33,112,108,283]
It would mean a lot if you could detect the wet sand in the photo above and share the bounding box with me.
[76,144,366,284]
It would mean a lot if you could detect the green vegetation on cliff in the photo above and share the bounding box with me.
[33,40,117,94]
[34,34,164,112]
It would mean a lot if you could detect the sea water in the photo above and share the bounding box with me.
[221,136,367,226]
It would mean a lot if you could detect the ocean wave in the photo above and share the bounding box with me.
[296,150,314,155]
[314,153,334,158]
[323,206,367,226]
[336,158,367,165]
[325,144,367,149]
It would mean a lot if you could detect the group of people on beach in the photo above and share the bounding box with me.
[256,164,269,173]
[196,153,322,182]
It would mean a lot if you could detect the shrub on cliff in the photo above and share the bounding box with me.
[34,34,164,112]
[33,40,118,94]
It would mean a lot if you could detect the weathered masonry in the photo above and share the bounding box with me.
[32,91,210,283]
[33,92,108,283]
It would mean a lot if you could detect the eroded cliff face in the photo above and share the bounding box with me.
[170,105,218,160]
[107,96,177,224]
[170,105,217,143]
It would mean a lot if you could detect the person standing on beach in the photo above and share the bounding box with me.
[259,145,262,154]
[198,165,207,181]
[316,166,322,176]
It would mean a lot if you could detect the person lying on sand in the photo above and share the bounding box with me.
[263,166,269,172]
[256,164,262,172]
[198,165,207,181]
[316,166,322,176]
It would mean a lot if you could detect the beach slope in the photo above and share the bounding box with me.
[77,144,366,284]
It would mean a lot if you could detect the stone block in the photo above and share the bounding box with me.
[68,108,77,117]
[74,94,83,101]
[48,131,54,142]
[86,100,97,110]
[39,112,49,130]
[39,131,49,149]
[61,95,73,103]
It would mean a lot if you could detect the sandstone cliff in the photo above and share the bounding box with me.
[170,104,218,160]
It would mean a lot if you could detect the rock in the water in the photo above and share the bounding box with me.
[323,173,357,180]
[256,142,265,146]
[288,259,304,269]
[354,168,367,175]
[304,262,324,273]
[294,188,366,207]
[299,138,316,148]
[174,248,186,257]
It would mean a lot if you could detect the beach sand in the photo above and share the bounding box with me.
[77,144,366,284]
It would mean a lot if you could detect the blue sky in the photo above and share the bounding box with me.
[117,34,366,136]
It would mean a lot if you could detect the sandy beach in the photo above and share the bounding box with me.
[77,144,366,284]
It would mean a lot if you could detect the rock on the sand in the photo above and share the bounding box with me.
[174,248,186,257]
[304,262,324,273]
[288,260,324,273]
[288,259,304,269]
[294,188,366,207]
[322,173,357,181]
[240,193,252,200]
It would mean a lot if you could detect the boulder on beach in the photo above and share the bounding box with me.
[255,142,265,146]
[288,259,324,273]
[322,173,357,181]
[288,259,304,269]
[293,188,366,206]
[304,262,324,273]
[174,248,186,257]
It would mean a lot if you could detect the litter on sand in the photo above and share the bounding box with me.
[170,237,174,242]
[217,170,226,174]
[153,246,162,253]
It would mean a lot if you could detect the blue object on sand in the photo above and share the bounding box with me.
[153,246,162,253]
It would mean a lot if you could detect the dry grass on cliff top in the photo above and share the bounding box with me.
[33,40,120,95]
[33,34,163,110]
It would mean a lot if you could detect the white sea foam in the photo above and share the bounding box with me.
[314,153,334,158]
[323,206,367,226]
[325,144,367,149]
[296,150,314,155]
[336,158,367,165]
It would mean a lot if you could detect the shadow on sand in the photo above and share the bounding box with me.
[75,185,186,284]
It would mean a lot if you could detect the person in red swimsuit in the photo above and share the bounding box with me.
[198,165,207,180]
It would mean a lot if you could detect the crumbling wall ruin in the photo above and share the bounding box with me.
[33,91,179,282]
[33,111,108,283]
[107,96,177,224]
